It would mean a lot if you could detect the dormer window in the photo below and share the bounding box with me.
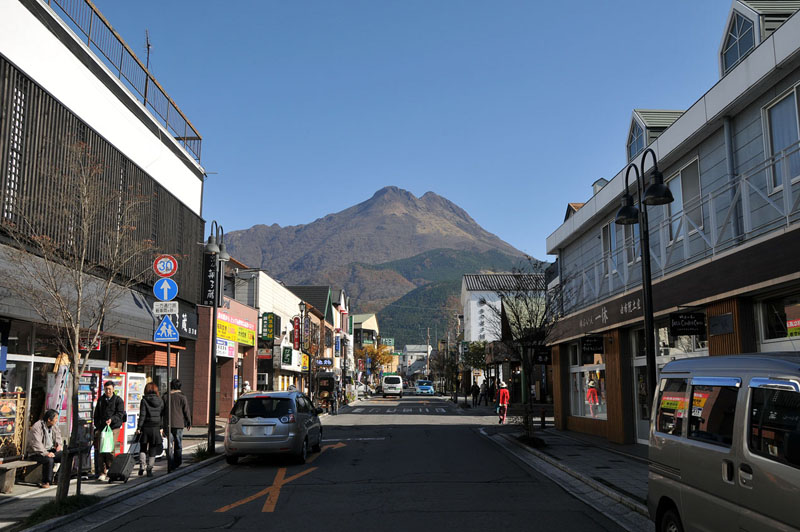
[628,121,644,161]
[722,12,754,74]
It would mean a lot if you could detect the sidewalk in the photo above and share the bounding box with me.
[0,418,227,531]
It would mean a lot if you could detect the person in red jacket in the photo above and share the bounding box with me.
[497,381,510,424]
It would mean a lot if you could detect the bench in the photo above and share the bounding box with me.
[0,460,37,494]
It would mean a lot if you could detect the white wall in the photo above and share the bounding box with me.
[0,1,203,215]
[463,291,501,342]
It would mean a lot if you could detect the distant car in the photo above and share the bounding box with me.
[224,391,323,466]
[355,382,369,397]
[415,380,434,396]
[382,376,403,398]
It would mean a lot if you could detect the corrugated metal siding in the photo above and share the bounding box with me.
[740,1,800,15]
[634,110,684,128]
[463,273,545,291]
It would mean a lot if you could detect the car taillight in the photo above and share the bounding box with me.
[279,414,296,424]
[229,415,239,425]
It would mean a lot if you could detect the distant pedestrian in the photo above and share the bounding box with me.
[26,409,62,488]
[478,381,488,406]
[470,382,480,407]
[488,379,496,403]
[243,381,252,393]
[136,382,164,478]
[93,381,126,481]
[330,386,338,415]
[162,379,192,470]
[497,381,510,424]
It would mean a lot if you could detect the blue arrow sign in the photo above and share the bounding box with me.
[154,315,180,343]
[153,278,178,301]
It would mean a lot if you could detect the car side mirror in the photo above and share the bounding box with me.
[315,407,324,415]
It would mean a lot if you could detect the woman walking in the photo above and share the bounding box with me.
[497,380,510,424]
[135,382,164,477]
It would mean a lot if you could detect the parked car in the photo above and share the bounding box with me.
[382,375,403,398]
[224,391,323,465]
[355,381,369,397]
[648,353,800,532]
[415,380,435,396]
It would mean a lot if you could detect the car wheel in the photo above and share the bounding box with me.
[296,438,308,464]
[225,454,238,465]
[659,508,684,532]
[312,430,322,453]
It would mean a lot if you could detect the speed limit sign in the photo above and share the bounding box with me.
[153,255,178,277]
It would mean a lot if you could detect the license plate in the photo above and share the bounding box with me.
[243,425,274,436]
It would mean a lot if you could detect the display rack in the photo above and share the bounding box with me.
[0,393,26,459]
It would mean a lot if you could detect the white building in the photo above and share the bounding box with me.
[399,344,431,378]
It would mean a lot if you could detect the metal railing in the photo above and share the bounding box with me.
[45,0,202,162]
[563,140,800,313]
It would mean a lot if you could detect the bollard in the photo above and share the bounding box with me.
[540,409,546,430]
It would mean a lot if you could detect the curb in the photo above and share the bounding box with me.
[24,447,225,532]
[496,432,648,517]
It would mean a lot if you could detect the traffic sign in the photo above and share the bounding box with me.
[153,301,179,316]
[153,278,178,301]
[154,315,180,342]
[153,255,178,277]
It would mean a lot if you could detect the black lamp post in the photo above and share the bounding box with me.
[205,221,230,453]
[614,147,673,410]
[299,301,310,397]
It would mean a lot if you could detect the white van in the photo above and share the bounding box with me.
[382,375,403,398]
[648,354,800,532]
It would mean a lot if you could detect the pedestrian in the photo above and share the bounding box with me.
[478,381,488,406]
[470,382,480,407]
[488,379,496,403]
[330,385,338,415]
[162,379,192,470]
[497,380,510,424]
[136,382,164,478]
[26,409,62,488]
[243,380,252,393]
[93,380,125,481]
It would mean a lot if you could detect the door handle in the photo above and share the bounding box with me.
[721,459,734,483]
[739,463,754,487]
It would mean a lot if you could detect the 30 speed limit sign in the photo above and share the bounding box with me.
[153,255,178,277]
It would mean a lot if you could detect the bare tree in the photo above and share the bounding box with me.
[0,140,154,501]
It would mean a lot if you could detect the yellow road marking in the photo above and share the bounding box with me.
[214,442,347,513]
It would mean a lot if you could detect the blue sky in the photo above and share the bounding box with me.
[95,0,732,261]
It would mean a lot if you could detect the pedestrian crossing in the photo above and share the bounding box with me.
[349,406,449,414]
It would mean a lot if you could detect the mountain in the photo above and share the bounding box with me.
[224,186,535,346]
[224,186,522,281]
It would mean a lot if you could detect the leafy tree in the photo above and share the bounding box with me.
[462,340,487,371]
[354,344,392,377]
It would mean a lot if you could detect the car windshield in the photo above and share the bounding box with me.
[232,397,291,418]
[384,377,401,384]
[418,381,432,386]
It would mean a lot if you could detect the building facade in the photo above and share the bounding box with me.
[546,2,800,444]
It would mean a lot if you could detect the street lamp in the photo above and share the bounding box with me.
[298,301,310,397]
[206,221,230,453]
[614,147,673,411]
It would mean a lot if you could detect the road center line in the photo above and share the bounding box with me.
[322,437,386,441]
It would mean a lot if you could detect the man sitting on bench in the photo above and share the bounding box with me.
[27,409,62,488]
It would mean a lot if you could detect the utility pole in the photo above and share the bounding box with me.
[426,327,430,379]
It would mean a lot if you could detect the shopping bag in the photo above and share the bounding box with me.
[99,426,115,453]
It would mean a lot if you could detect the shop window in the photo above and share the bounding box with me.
[656,378,688,436]
[688,383,739,447]
[749,387,800,469]
[656,318,708,357]
[569,340,606,419]
[761,292,800,340]
[765,89,800,190]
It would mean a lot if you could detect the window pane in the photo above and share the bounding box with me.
[570,369,606,419]
[762,293,800,340]
[681,161,702,230]
[768,94,800,188]
[656,378,688,435]
[749,388,800,469]
[668,175,683,240]
[688,385,739,447]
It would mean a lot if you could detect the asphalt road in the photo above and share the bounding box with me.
[93,396,627,532]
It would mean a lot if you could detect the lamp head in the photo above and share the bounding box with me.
[218,242,230,262]
[205,234,219,254]
[299,301,305,313]
[615,193,639,225]
[643,168,674,205]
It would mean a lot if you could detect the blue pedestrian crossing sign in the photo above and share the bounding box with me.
[153,278,178,302]
[154,315,180,343]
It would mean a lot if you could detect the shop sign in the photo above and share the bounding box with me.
[201,253,218,307]
[79,337,102,351]
[581,335,604,354]
[303,316,310,351]
[709,313,734,336]
[261,313,275,342]
[0,321,8,372]
[301,354,309,371]
[787,304,800,337]
[282,346,293,365]
[217,311,256,346]
[216,339,235,359]
[316,358,333,366]
[362,339,374,345]
[533,346,551,365]
[669,312,706,336]
[335,336,340,356]
[293,318,300,350]
[257,345,272,360]
[348,315,354,335]
[382,337,394,346]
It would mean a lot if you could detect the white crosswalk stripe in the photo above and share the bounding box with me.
[352,408,364,413]
[435,408,445,413]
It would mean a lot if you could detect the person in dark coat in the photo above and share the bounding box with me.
[162,379,192,470]
[470,382,480,407]
[93,380,126,481]
[136,382,164,477]
[488,379,496,403]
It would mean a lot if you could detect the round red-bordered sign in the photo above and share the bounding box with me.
[153,255,178,278]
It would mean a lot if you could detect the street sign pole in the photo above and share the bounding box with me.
[152,254,178,473]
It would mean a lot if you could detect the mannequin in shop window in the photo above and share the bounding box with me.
[586,378,600,418]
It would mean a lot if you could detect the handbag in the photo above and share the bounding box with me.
[99,425,115,453]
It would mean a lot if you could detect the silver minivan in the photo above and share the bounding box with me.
[224,391,323,465]
[382,375,403,398]
[648,354,800,532]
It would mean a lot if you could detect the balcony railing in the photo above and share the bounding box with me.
[45,0,202,162]
[563,140,800,313]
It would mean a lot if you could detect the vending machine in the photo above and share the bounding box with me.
[104,372,127,455]
[77,371,102,475]
[124,372,146,452]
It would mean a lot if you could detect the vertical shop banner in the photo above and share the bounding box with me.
[261,313,275,342]
[282,347,293,365]
[293,318,300,350]
[301,354,309,371]
[335,336,340,357]
[0,321,9,371]
[303,316,310,351]
[201,253,217,306]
